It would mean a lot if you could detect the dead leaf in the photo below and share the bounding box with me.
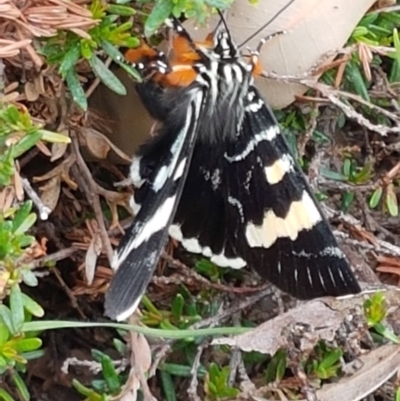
[82,128,111,159]
[212,300,344,354]
[134,333,152,373]
[85,231,102,285]
[24,80,40,101]
[39,176,61,211]
[81,127,132,162]
[13,168,24,201]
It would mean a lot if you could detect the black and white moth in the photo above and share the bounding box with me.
[104,18,361,321]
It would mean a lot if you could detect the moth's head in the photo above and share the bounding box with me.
[195,15,240,62]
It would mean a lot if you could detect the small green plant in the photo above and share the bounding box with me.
[364,292,399,344]
[0,201,46,400]
[72,348,125,401]
[204,362,239,400]
[305,342,343,382]
[264,349,287,384]
[141,292,202,330]
[0,104,69,186]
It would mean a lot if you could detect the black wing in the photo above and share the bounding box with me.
[104,88,204,321]
[169,87,361,299]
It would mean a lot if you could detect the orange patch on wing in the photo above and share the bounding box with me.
[163,66,197,86]
[125,43,158,64]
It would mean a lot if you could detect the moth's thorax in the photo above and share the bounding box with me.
[192,58,254,145]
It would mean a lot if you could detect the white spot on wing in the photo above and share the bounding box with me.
[245,191,322,248]
[129,194,141,215]
[211,169,221,190]
[264,154,294,185]
[130,156,144,187]
[211,253,246,269]
[153,165,168,192]
[224,126,279,162]
[169,225,246,269]
[174,158,186,181]
[115,294,142,322]
[113,195,176,269]
[228,196,244,222]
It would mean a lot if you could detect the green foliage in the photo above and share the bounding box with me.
[364,293,399,344]
[40,0,140,110]
[305,342,343,381]
[195,259,230,282]
[369,183,399,217]
[143,0,234,37]
[0,200,46,400]
[0,105,69,186]
[204,363,239,400]
[264,349,287,384]
[72,348,125,400]
[141,292,202,330]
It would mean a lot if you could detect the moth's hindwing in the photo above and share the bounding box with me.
[169,88,361,299]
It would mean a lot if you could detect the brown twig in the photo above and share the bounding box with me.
[188,340,209,401]
[30,246,78,268]
[52,266,86,319]
[21,177,52,220]
[71,133,114,264]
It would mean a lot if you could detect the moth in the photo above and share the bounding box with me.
[104,17,361,321]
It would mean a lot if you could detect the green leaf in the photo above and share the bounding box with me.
[89,54,126,95]
[346,60,370,102]
[11,371,30,401]
[21,270,38,287]
[0,389,15,401]
[59,44,81,78]
[374,323,400,344]
[13,338,42,353]
[343,159,352,177]
[0,305,14,334]
[320,168,347,182]
[66,69,87,110]
[203,0,233,10]
[319,348,342,371]
[22,320,250,339]
[101,40,141,81]
[0,320,10,345]
[80,40,93,60]
[12,202,33,234]
[386,184,398,217]
[341,191,355,213]
[38,129,70,144]
[107,4,136,16]
[161,371,177,401]
[160,363,206,378]
[144,0,173,37]
[21,293,44,317]
[13,213,36,236]
[12,131,42,158]
[98,353,120,393]
[10,285,24,333]
[171,294,184,320]
[369,187,383,209]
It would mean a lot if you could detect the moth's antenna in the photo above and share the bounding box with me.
[216,9,232,40]
[238,0,296,48]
